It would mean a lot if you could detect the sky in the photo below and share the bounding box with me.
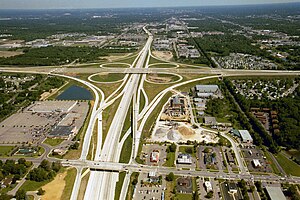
[1,0,299,9]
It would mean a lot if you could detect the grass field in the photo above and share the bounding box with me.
[119,135,132,164]
[20,180,50,191]
[275,152,300,176]
[148,56,169,65]
[102,98,121,147]
[91,73,125,82]
[264,151,281,175]
[149,63,176,68]
[178,146,196,157]
[43,138,64,146]
[102,63,129,68]
[114,172,126,200]
[175,193,193,200]
[61,168,77,200]
[0,146,14,156]
[139,91,146,113]
[163,151,176,167]
[146,73,180,83]
[126,172,139,200]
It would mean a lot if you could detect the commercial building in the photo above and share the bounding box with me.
[204,181,213,192]
[150,150,160,163]
[239,130,253,143]
[48,125,77,139]
[195,85,219,93]
[177,154,192,164]
[204,117,217,126]
[252,159,262,168]
[265,186,286,200]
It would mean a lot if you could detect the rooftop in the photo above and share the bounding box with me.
[265,186,286,200]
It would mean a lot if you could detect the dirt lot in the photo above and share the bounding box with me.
[42,171,67,200]
[0,50,23,58]
[178,126,195,136]
[152,51,173,61]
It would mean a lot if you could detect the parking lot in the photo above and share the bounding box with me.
[0,101,88,144]
[241,147,272,173]
[197,146,225,171]
[141,144,167,167]
[133,172,166,200]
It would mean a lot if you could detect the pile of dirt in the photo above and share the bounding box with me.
[178,126,195,136]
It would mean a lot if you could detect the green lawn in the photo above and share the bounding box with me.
[149,63,176,68]
[178,146,196,157]
[175,193,193,200]
[275,152,300,176]
[61,168,77,200]
[163,152,176,167]
[20,180,50,191]
[149,56,168,64]
[147,73,180,83]
[102,63,129,68]
[43,138,64,146]
[91,73,125,82]
[264,151,281,175]
[114,172,126,200]
[0,146,14,156]
[119,135,132,164]
[126,172,139,200]
[139,91,146,113]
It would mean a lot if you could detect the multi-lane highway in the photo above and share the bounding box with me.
[83,27,153,200]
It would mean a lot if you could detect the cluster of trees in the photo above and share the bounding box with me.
[226,77,300,151]
[0,46,120,66]
[224,79,279,153]
[194,34,262,57]
[0,159,32,183]
[238,180,250,200]
[284,184,300,200]
[166,143,176,153]
[27,160,62,182]
[0,74,65,122]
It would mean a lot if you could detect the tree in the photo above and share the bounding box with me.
[16,189,26,200]
[51,161,62,172]
[205,191,213,199]
[166,172,174,182]
[37,188,45,195]
[169,143,176,152]
[40,160,51,171]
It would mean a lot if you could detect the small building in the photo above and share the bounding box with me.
[150,150,160,163]
[204,181,213,192]
[265,186,286,200]
[228,182,238,193]
[177,154,192,164]
[252,159,262,168]
[238,130,253,143]
[204,117,217,126]
[48,125,77,140]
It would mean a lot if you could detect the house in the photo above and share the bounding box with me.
[228,182,238,193]
[177,154,192,164]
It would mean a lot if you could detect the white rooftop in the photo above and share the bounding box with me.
[265,186,286,200]
[195,85,219,93]
[239,130,253,142]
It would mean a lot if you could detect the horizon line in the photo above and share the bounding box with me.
[0,1,299,10]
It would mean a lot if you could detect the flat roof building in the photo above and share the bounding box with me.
[238,130,253,143]
[177,154,192,164]
[150,150,159,163]
[204,181,213,192]
[204,117,217,126]
[48,125,77,139]
[265,186,286,200]
[195,85,219,93]
[252,159,262,168]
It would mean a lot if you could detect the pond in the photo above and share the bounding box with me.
[56,85,93,100]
